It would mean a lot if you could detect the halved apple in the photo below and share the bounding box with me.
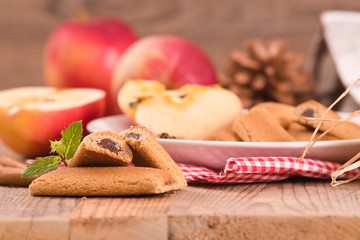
[118,80,243,140]
[0,87,105,157]
[117,80,166,120]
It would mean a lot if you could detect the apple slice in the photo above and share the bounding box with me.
[119,81,243,140]
[0,87,105,157]
[118,80,166,120]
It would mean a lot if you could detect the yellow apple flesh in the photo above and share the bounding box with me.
[118,80,166,120]
[118,80,243,140]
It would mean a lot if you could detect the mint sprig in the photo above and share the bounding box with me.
[22,121,83,178]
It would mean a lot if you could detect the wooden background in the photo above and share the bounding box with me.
[1,0,360,90]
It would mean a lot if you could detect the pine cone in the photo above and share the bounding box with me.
[219,38,315,108]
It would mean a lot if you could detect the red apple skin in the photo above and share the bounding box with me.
[0,97,105,158]
[112,35,218,113]
[44,18,137,115]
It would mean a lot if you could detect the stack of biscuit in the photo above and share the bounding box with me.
[214,100,360,142]
[29,126,187,197]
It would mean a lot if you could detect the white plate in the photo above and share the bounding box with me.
[86,114,360,169]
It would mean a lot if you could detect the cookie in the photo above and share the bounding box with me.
[120,126,187,189]
[207,122,240,141]
[0,156,27,169]
[0,165,35,186]
[286,122,340,141]
[233,106,295,142]
[29,167,179,196]
[69,131,133,167]
[0,156,35,186]
[255,102,296,128]
[294,100,360,140]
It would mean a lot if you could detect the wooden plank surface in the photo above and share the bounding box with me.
[1,179,360,239]
[1,0,360,90]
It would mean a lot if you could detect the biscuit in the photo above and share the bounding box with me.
[0,165,35,186]
[233,107,296,142]
[120,126,187,189]
[0,156,35,186]
[255,102,296,128]
[0,156,27,169]
[294,100,360,139]
[206,122,240,141]
[29,167,179,196]
[286,122,340,141]
[69,131,133,167]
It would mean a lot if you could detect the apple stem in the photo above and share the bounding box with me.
[77,6,89,23]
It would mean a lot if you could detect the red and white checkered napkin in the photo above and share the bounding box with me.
[178,157,359,183]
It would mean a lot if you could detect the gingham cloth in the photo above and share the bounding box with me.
[178,157,358,183]
[27,157,357,184]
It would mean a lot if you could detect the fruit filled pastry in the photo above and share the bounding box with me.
[294,100,360,139]
[30,167,178,197]
[286,122,340,141]
[0,156,35,186]
[208,122,241,142]
[118,80,243,140]
[69,130,133,167]
[233,106,295,142]
[29,124,187,197]
[120,126,187,189]
[255,102,296,128]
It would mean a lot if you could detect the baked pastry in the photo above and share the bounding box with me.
[286,122,340,141]
[207,122,240,141]
[255,102,296,128]
[233,107,296,142]
[0,165,35,186]
[120,126,187,189]
[69,131,133,167]
[0,156,27,169]
[294,100,360,139]
[29,167,179,196]
[0,156,35,186]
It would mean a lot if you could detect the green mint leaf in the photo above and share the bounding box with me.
[50,139,64,155]
[22,121,84,177]
[60,120,83,159]
[22,156,62,178]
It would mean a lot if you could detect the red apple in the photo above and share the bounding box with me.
[112,35,218,113]
[0,87,106,158]
[44,17,137,115]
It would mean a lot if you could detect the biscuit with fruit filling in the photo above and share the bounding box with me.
[233,107,295,142]
[294,100,360,140]
[255,102,296,128]
[69,131,133,167]
[120,126,187,190]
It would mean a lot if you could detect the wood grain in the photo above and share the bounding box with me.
[0,187,80,240]
[1,180,358,239]
[1,0,360,90]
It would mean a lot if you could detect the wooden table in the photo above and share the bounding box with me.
[1,146,360,240]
